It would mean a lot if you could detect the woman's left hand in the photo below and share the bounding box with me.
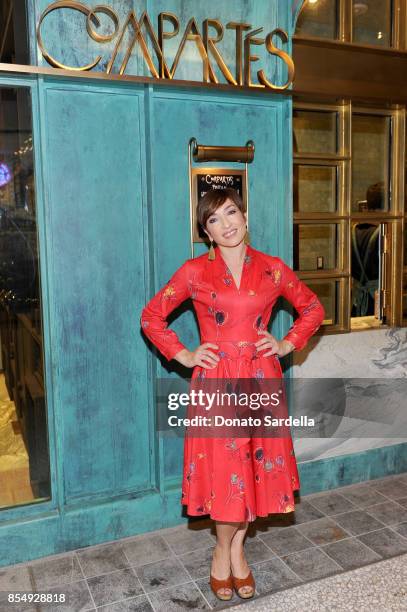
[255,330,295,357]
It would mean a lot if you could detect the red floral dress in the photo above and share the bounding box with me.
[140,244,325,522]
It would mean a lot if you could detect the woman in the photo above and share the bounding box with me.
[140,188,325,601]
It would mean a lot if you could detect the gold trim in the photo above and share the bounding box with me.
[86,5,119,43]
[192,143,254,163]
[0,61,297,98]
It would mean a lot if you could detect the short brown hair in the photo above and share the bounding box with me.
[197,188,245,229]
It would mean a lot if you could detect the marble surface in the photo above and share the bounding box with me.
[292,327,407,462]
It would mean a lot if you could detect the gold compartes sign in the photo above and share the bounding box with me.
[37,2,295,90]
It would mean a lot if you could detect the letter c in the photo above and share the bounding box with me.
[37,1,106,71]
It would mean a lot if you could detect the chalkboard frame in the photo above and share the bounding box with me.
[190,167,247,244]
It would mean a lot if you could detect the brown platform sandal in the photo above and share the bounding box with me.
[209,573,234,601]
[232,569,255,599]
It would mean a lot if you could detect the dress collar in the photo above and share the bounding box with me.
[211,243,254,291]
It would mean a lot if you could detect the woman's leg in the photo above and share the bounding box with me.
[211,521,239,597]
[230,521,253,596]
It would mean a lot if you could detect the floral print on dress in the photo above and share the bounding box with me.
[162,285,177,300]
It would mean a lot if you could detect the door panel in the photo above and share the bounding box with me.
[43,83,151,500]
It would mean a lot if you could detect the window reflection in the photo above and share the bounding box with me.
[0,1,29,64]
[307,280,338,325]
[294,110,338,155]
[351,222,380,317]
[294,165,337,213]
[0,87,50,509]
[296,0,338,40]
[352,114,390,212]
[294,223,337,271]
[352,0,392,47]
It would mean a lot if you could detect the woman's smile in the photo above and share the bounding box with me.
[223,228,238,238]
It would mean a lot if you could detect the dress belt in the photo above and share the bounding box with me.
[200,338,275,361]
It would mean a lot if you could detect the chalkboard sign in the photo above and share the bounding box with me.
[196,172,243,200]
[191,167,247,243]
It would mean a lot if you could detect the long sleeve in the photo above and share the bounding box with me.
[140,260,191,362]
[276,257,325,352]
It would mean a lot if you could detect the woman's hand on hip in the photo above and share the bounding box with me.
[255,331,295,358]
[174,343,220,368]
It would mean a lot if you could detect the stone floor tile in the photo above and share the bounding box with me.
[177,546,215,580]
[161,528,214,556]
[122,535,173,567]
[281,546,342,582]
[76,544,129,579]
[295,517,350,546]
[250,557,302,595]
[330,509,385,536]
[363,500,407,526]
[148,581,211,611]
[0,590,37,612]
[259,526,314,556]
[367,478,407,500]
[322,538,381,571]
[87,567,143,608]
[338,483,389,509]
[96,594,153,611]
[0,564,33,591]
[38,579,95,611]
[305,492,357,516]
[395,497,407,509]
[134,557,190,593]
[239,537,276,565]
[393,522,407,539]
[290,499,325,524]
[357,527,407,558]
[30,554,83,589]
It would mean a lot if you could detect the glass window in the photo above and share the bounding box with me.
[351,221,380,317]
[294,110,338,154]
[294,165,338,213]
[294,223,338,271]
[295,0,338,40]
[0,87,50,510]
[352,0,393,47]
[307,280,339,325]
[351,114,391,212]
[0,1,29,64]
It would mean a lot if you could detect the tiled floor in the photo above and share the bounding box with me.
[1,472,407,611]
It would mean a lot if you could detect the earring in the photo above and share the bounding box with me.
[244,227,250,245]
[208,239,216,261]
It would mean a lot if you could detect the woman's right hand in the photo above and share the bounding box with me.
[174,343,220,369]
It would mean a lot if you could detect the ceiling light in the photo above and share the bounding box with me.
[353,2,369,16]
